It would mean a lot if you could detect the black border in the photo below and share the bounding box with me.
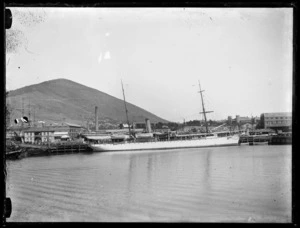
[2,1,299,227]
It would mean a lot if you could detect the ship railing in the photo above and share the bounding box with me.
[96,135,235,145]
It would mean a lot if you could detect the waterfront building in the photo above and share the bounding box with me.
[24,127,55,144]
[235,115,251,124]
[240,123,256,131]
[119,123,131,129]
[6,126,30,142]
[233,115,259,125]
[53,131,70,141]
[6,131,15,140]
[260,112,292,132]
[133,122,156,130]
[21,122,84,143]
[64,122,84,138]
[227,115,259,132]
[182,125,204,132]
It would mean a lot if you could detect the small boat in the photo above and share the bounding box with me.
[6,149,22,159]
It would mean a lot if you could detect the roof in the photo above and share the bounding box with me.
[111,134,131,139]
[241,123,254,126]
[7,126,31,131]
[135,133,153,138]
[264,112,292,117]
[237,117,251,121]
[61,135,70,139]
[251,129,275,133]
[106,129,131,133]
[175,133,214,137]
[65,122,83,128]
[54,132,69,136]
[85,135,111,140]
[24,127,56,132]
[24,126,76,132]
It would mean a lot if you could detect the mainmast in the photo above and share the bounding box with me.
[121,80,131,136]
[198,80,213,134]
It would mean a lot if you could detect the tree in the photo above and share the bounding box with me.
[167,122,179,131]
[155,122,164,129]
[255,114,265,129]
[186,120,200,126]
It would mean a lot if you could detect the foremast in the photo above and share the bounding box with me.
[198,80,213,134]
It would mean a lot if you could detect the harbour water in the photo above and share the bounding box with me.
[6,145,291,222]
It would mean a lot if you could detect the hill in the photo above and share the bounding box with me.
[7,78,169,127]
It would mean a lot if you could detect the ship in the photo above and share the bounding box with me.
[89,81,240,152]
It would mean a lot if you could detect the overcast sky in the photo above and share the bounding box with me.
[6,7,293,122]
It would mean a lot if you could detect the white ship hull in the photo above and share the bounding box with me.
[89,136,240,152]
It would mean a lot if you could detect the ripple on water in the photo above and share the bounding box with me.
[6,145,291,222]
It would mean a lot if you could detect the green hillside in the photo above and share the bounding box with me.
[7,78,169,127]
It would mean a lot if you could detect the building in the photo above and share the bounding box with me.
[260,112,292,132]
[133,122,156,130]
[24,127,55,144]
[6,126,30,142]
[22,122,84,143]
[240,123,256,131]
[119,123,131,129]
[233,115,257,125]
[182,125,204,132]
[65,123,84,138]
[53,131,70,141]
[227,115,259,132]
[6,122,84,144]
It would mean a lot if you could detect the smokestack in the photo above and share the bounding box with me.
[236,115,240,124]
[228,116,232,125]
[95,106,98,131]
[145,118,152,133]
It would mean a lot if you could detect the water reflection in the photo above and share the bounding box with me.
[203,150,212,193]
[146,155,153,189]
[6,146,291,222]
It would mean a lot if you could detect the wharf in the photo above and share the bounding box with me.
[7,142,93,159]
[239,134,292,145]
[239,135,271,145]
[48,142,92,154]
[6,149,22,160]
[269,134,292,145]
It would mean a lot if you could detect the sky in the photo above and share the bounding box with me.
[6,7,293,122]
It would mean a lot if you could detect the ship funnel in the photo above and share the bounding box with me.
[145,118,152,133]
[236,115,240,124]
[95,106,98,131]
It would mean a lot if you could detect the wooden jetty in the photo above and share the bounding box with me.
[239,135,271,145]
[239,133,292,146]
[6,149,22,159]
[269,133,292,145]
[47,142,92,154]
[6,141,93,159]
